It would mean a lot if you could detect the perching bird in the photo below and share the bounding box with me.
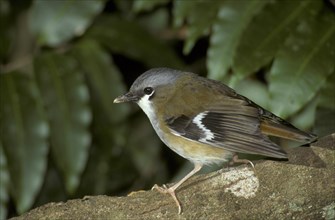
[113,68,317,214]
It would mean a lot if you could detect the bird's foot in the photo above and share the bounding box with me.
[152,184,182,214]
[229,154,255,170]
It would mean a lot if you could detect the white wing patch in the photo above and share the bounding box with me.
[193,111,214,142]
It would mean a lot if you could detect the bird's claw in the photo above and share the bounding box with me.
[152,184,182,214]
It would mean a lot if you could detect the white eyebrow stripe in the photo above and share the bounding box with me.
[192,111,214,142]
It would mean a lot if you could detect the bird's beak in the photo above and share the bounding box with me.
[113,92,139,103]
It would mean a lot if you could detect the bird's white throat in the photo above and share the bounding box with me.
[137,94,156,123]
[137,93,170,144]
[137,93,173,152]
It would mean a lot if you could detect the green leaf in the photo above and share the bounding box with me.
[233,0,322,78]
[314,71,335,136]
[29,0,104,46]
[173,0,220,54]
[79,121,135,195]
[33,163,67,208]
[0,141,10,219]
[126,115,168,185]
[34,53,91,193]
[172,0,191,28]
[0,73,49,213]
[0,0,12,61]
[318,71,335,110]
[207,0,266,80]
[73,39,130,123]
[133,0,169,13]
[291,98,317,130]
[113,0,133,14]
[269,10,335,118]
[137,8,169,34]
[314,107,335,137]
[88,15,184,68]
[233,78,269,110]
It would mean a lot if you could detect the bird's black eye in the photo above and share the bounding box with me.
[143,87,154,95]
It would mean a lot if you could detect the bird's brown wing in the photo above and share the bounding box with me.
[166,97,288,159]
[259,110,318,143]
[228,89,318,143]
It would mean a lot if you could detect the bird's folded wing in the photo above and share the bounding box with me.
[165,99,287,159]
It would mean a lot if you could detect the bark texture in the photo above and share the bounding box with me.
[13,134,335,220]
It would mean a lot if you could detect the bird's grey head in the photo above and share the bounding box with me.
[130,67,183,96]
[114,68,183,104]
[113,67,185,121]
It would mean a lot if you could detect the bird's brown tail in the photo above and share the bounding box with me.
[260,121,317,143]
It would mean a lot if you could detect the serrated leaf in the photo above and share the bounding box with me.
[29,0,104,46]
[0,73,49,213]
[0,141,10,219]
[269,10,335,118]
[88,15,184,68]
[133,0,169,13]
[34,53,91,193]
[172,0,192,28]
[73,39,130,123]
[207,0,266,80]
[173,0,220,54]
[233,0,322,78]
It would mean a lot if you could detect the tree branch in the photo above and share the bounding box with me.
[13,134,335,220]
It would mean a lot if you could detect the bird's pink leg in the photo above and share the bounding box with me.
[152,163,203,214]
[229,154,255,169]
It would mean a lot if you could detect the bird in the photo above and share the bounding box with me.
[113,67,317,214]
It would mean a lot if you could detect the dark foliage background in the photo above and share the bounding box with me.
[0,0,334,218]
